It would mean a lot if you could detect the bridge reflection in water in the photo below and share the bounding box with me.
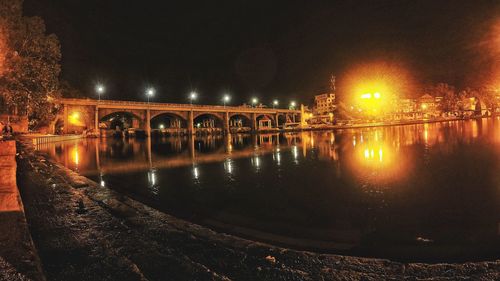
[36,118,500,262]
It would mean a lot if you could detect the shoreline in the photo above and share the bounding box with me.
[14,136,500,280]
[286,116,495,133]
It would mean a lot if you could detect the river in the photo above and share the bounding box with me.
[36,118,500,262]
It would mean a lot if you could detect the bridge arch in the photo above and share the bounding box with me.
[229,114,252,128]
[276,114,287,128]
[150,112,187,129]
[256,114,276,129]
[193,113,224,129]
[99,111,144,130]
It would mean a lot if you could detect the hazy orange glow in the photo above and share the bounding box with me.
[71,145,79,166]
[69,111,85,126]
[342,61,415,113]
[347,129,413,187]
[479,19,500,89]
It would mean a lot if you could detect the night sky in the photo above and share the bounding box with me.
[23,0,500,104]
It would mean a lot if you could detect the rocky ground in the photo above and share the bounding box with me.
[12,137,500,280]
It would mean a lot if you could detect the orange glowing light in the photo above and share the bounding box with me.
[69,112,85,126]
[70,145,80,166]
[342,61,415,115]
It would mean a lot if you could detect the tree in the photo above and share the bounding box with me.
[0,0,61,129]
[426,83,457,113]
[477,86,499,113]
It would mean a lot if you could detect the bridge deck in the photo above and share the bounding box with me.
[59,98,300,114]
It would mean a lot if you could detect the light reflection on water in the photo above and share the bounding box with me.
[37,118,500,262]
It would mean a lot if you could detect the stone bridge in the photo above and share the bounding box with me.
[55,98,303,135]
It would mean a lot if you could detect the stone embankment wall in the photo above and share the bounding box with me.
[0,140,44,281]
[0,141,19,211]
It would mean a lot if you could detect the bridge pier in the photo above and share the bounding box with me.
[146,109,151,136]
[63,105,68,134]
[251,113,257,132]
[94,106,99,132]
[188,110,194,135]
[224,111,230,134]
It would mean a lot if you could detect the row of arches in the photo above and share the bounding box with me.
[99,112,293,131]
[57,106,300,135]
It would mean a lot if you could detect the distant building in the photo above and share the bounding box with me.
[418,94,442,118]
[314,93,336,115]
[391,98,418,120]
[309,93,336,124]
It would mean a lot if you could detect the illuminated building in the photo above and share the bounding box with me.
[311,93,336,124]
[314,93,336,115]
[418,94,442,118]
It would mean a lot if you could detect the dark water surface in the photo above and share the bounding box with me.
[37,118,500,262]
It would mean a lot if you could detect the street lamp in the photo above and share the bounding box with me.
[96,84,105,102]
[223,94,230,108]
[290,101,297,110]
[273,99,279,108]
[251,97,258,107]
[189,91,197,105]
[146,87,155,105]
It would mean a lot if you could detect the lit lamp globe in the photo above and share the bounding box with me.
[251,97,258,107]
[223,94,231,107]
[146,88,155,104]
[189,91,197,104]
[96,84,105,101]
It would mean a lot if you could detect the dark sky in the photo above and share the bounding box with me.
[23,0,500,104]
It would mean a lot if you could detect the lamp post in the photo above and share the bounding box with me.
[251,97,258,108]
[146,88,155,105]
[189,91,197,105]
[290,101,297,110]
[95,84,105,134]
[96,84,105,102]
[273,99,279,109]
[145,87,155,138]
[223,94,230,108]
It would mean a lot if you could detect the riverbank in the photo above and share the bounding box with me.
[299,116,481,132]
[15,136,500,280]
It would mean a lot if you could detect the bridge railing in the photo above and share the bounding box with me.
[58,98,300,113]
[30,134,83,146]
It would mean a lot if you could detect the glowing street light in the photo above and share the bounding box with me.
[146,87,155,104]
[251,97,258,107]
[290,101,297,109]
[223,94,230,108]
[189,91,197,105]
[273,99,279,108]
[96,84,105,102]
